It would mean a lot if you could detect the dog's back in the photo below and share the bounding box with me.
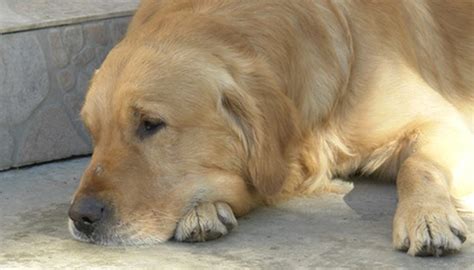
[339,0,473,129]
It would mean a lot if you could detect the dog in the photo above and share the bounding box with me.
[68,0,473,256]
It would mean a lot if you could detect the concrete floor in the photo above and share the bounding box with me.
[0,158,472,269]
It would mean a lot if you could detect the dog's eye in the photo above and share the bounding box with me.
[138,119,166,138]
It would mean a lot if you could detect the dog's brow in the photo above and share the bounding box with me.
[133,102,164,116]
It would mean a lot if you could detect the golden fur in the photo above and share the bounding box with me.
[69,0,473,256]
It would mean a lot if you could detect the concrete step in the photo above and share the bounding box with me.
[0,0,139,170]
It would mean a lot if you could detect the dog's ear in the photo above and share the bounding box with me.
[219,81,300,195]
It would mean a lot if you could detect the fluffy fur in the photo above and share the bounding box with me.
[69,0,473,256]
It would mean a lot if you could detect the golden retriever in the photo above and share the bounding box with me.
[68,0,473,256]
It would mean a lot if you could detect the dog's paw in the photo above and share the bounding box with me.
[393,200,467,256]
[174,202,238,242]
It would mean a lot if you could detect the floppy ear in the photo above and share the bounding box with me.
[219,81,300,195]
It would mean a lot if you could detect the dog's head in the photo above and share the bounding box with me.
[68,37,301,244]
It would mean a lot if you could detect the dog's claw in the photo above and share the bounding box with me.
[174,202,238,242]
[216,202,238,232]
[393,201,468,257]
[450,226,467,243]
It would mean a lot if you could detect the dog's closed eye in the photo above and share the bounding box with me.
[138,119,166,139]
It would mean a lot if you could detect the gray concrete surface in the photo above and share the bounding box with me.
[0,157,473,269]
[0,0,139,34]
[0,1,134,170]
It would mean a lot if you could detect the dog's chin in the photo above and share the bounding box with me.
[67,219,169,246]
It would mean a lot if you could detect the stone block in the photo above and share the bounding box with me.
[0,129,14,170]
[95,46,109,66]
[73,47,96,67]
[62,25,84,55]
[110,18,130,44]
[56,67,76,93]
[48,29,69,69]
[0,33,49,125]
[84,22,108,46]
[64,80,91,144]
[15,105,91,167]
[0,16,132,170]
[0,0,139,34]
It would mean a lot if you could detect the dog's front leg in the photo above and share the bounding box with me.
[393,123,473,256]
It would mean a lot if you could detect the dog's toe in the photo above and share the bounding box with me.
[393,202,467,257]
[215,202,238,231]
[174,202,237,242]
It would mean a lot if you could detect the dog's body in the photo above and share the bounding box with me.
[68,0,473,256]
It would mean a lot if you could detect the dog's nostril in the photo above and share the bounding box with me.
[68,196,107,235]
[82,216,93,224]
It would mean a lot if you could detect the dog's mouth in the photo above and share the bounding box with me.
[67,195,179,245]
[68,218,171,245]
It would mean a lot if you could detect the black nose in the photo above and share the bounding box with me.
[68,196,106,236]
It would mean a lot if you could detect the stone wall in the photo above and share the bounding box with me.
[0,17,131,170]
